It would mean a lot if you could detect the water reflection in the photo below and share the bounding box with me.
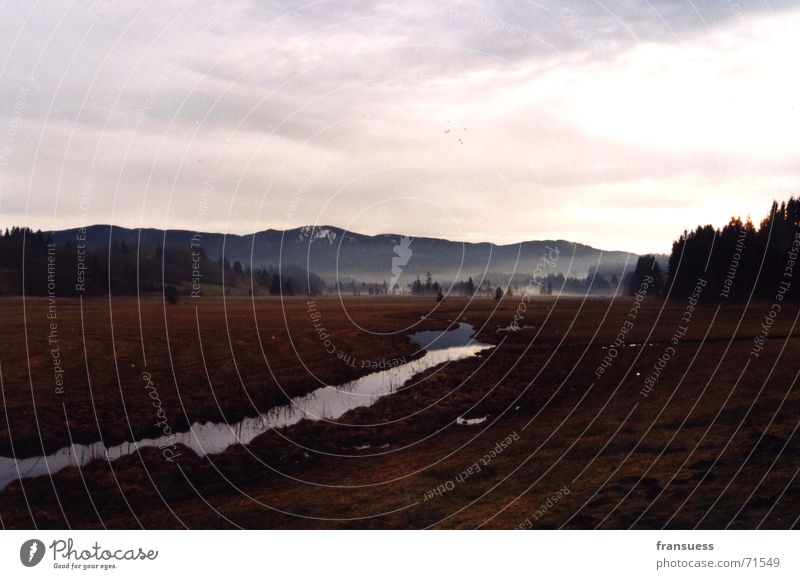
[0,323,491,489]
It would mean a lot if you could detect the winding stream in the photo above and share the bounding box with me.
[0,322,492,489]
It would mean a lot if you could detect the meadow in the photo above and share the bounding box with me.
[0,294,797,529]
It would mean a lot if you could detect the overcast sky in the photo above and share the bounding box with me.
[0,0,797,253]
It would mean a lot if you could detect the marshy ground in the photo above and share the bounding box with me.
[0,295,797,529]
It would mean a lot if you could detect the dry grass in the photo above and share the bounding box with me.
[0,295,798,529]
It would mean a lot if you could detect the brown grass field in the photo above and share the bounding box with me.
[0,294,798,529]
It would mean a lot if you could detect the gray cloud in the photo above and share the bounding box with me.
[0,0,798,253]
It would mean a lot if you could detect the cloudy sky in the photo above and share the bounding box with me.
[0,0,797,253]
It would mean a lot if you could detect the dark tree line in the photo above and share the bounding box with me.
[449,277,477,296]
[540,272,622,296]
[667,197,800,302]
[410,272,441,295]
[627,254,665,297]
[0,228,325,297]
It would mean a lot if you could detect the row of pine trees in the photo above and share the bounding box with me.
[4,196,799,302]
[631,197,800,302]
[0,228,324,297]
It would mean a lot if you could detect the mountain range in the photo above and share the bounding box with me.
[51,224,643,285]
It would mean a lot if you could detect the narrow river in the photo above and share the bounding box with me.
[0,322,492,489]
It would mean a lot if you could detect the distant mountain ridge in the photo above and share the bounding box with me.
[50,224,643,284]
